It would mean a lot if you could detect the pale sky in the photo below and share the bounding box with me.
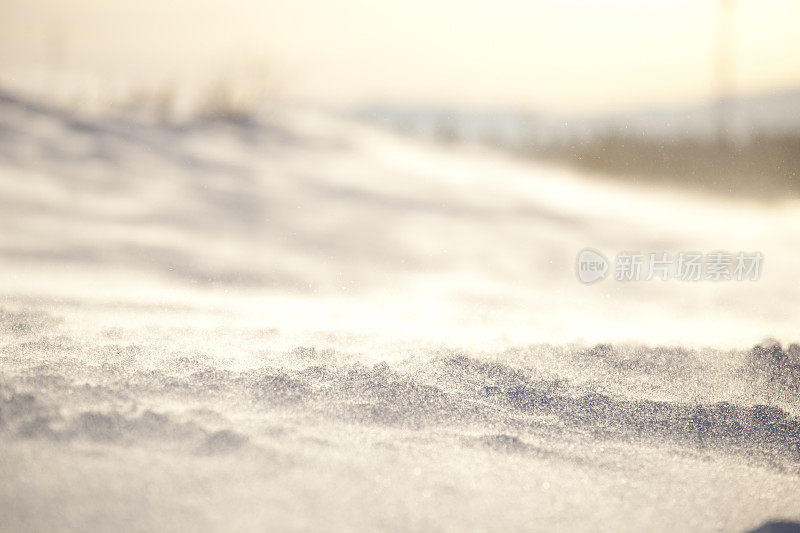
[1,0,798,112]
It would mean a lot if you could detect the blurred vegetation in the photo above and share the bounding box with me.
[524,133,800,198]
[116,76,271,124]
[195,77,266,123]
[369,108,800,199]
[414,113,800,198]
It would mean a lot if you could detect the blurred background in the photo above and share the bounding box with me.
[2,0,799,195]
[1,0,799,348]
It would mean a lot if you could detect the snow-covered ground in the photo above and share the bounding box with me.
[1,89,799,532]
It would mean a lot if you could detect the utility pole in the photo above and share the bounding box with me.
[715,0,736,146]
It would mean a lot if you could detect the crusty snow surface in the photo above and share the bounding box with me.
[1,90,799,532]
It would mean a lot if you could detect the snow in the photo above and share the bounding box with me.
[0,89,799,532]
